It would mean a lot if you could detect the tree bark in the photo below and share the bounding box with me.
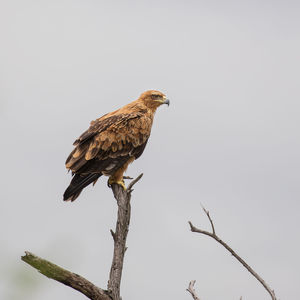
[21,251,110,300]
[107,174,143,300]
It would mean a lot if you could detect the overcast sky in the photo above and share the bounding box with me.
[1,0,300,299]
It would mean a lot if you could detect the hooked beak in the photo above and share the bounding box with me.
[163,98,170,106]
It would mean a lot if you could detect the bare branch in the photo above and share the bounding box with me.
[21,251,110,300]
[22,174,143,300]
[189,207,278,300]
[108,174,143,300]
[186,280,201,300]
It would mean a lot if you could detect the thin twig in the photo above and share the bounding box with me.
[21,251,110,300]
[186,280,201,300]
[200,204,215,235]
[188,207,278,300]
[127,173,143,192]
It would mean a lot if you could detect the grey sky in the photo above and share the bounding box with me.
[1,0,299,299]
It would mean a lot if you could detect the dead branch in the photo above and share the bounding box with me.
[21,251,110,300]
[186,280,201,300]
[108,183,130,300]
[21,174,143,300]
[108,173,143,300]
[188,206,278,300]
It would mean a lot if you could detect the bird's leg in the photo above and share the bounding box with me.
[107,176,126,190]
[107,167,127,190]
[107,158,135,190]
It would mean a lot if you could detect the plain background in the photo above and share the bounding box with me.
[1,0,299,299]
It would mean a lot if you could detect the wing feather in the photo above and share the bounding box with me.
[66,110,152,175]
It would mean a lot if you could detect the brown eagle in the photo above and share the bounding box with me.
[63,90,170,201]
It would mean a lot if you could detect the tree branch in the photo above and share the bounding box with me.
[21,251,110,300]
[188,207,278,300]
[21,174,143,300]
[107,173,143,300]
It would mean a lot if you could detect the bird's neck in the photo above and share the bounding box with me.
[125,100,158,114]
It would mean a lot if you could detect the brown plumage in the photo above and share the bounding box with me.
[63,90,170,201]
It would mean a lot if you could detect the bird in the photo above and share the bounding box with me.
[63,90,170,201]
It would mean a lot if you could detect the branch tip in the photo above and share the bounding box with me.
[188,221,196,232]
[127,173,143,192]
[110,229,116,241]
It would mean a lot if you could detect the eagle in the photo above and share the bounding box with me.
[63,90,170,201]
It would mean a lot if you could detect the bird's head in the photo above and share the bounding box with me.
[139,90,170,110]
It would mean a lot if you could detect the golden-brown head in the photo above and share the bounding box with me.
[138,90,170,110]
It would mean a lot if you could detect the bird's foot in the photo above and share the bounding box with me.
[107,177,126,190]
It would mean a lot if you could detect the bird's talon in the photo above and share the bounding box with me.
[108,177,126,190]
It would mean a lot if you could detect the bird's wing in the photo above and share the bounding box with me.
[65,111,152,174]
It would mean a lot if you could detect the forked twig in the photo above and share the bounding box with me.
[200,204,215,235]
[186,280,201,300]
[127,173,143,192]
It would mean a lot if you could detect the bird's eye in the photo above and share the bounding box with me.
[151,94,161,100]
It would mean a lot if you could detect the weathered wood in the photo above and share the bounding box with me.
[21,251,111,300]
[186,280,201,300]
[107,174,143,300]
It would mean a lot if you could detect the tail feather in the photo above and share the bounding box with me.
[63,173,102,201]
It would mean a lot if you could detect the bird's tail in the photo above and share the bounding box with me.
[63,173,102,201]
